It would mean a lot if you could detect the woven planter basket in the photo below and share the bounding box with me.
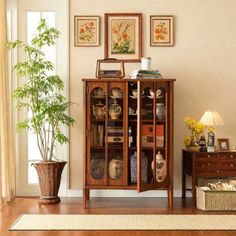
[33,161,67,204]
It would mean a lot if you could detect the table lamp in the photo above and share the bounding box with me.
[199,111,224,152]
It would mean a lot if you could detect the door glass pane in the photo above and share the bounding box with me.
[140,85,154,184]
[128,82,137,184]
[155,86,167,183]
[90,87,106,180]
[108,87,124,182]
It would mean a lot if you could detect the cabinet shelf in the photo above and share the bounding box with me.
[141,119,166,123]
[141,147,165,150]
[91,146,105,149]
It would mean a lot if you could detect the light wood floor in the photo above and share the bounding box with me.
[1,197,236,236]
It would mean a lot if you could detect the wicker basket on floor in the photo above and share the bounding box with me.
[196,186,236,211]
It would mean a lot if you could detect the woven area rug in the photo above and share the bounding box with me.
[10,214,236,231]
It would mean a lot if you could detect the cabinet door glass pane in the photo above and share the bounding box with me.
[108,87,124,182]
[154,86,167,183]
[140,85,154,184]
[128,82,138,184]
[90,87,106,180]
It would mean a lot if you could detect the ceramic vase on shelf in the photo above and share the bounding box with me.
[152,151,167,183]
[109,158,123,180]
[156,103,165,120]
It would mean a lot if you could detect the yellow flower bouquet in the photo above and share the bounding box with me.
[184,117,205,148]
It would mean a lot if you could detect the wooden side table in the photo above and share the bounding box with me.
[182,149,236,206]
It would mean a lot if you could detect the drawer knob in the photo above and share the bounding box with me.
[230,155,234,158]
[208,155,211,158]
[231,164,234,167]
[202,165,205,168]
[207,163,211,166]
[217,170,220,173]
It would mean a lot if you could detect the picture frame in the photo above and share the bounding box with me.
[217,138,230,151]
[150,15,174,46]
[104,13,142,62]
[74,15,100,47]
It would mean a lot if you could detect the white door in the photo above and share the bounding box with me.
[14,0,69,196]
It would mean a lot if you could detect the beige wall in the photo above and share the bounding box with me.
[69,0,236,193]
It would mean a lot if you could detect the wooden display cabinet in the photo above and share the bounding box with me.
[82,78,175,208]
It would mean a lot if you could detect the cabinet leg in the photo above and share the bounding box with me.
[192,175,196,207]
[83,188,88,208]
[182,173,186,198]
[168,187,174,210]
[86,189,90,200]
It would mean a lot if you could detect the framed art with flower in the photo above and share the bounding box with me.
[74,16,100,46]
[217,138,230,151]
[150,15,174,46]
[104,13,142,62]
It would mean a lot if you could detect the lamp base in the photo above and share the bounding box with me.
[199,146,207,152]
[207,146,215,152]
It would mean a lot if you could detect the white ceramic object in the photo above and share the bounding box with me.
[112,88,122,98]
[109,159,123,180]
[156,103,165,120]
[141,57,151,70]
[155,151,167,182]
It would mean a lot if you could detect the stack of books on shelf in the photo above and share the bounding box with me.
[129,70,162,79]
[137,70,162,79]
[107,126,123,144]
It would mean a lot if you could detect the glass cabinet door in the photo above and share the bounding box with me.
[87,83,107,186]
[153,85,168,189]
[137,81,154,192]
[137,81,169,192]
[107,82,127,186]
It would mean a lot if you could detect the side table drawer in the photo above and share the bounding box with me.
[219,160,236,172]
[195,153,217,160]
[219,153,236,160]
[196,160,217,172]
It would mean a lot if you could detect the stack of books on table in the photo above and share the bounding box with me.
[137,70,162,78]
[107,126,123,144]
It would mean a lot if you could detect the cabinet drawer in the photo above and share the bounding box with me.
[195,153,217,160]
[219,153,236,161]
[196,160,217,172]
[219,161,236,171]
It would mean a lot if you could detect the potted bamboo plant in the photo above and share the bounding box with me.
[8,19,75,204]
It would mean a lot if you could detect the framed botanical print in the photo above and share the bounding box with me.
[74,15,100,46]
[150,15,174,46]
[104,13,142,62]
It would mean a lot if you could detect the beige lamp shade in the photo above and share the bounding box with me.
[199,111,224,126]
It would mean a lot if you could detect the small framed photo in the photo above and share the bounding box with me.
[74,15,100,47]
[150,15,174,46]
[104,13,142,62]
[217,138,230,151]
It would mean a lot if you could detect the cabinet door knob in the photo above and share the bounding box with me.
[230,155,234,158]
[207,163,211,166]
[231,164,234,167]
[217,170,220,173]
[207,155,211,158]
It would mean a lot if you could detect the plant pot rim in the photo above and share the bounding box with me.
[32,160,67,166]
